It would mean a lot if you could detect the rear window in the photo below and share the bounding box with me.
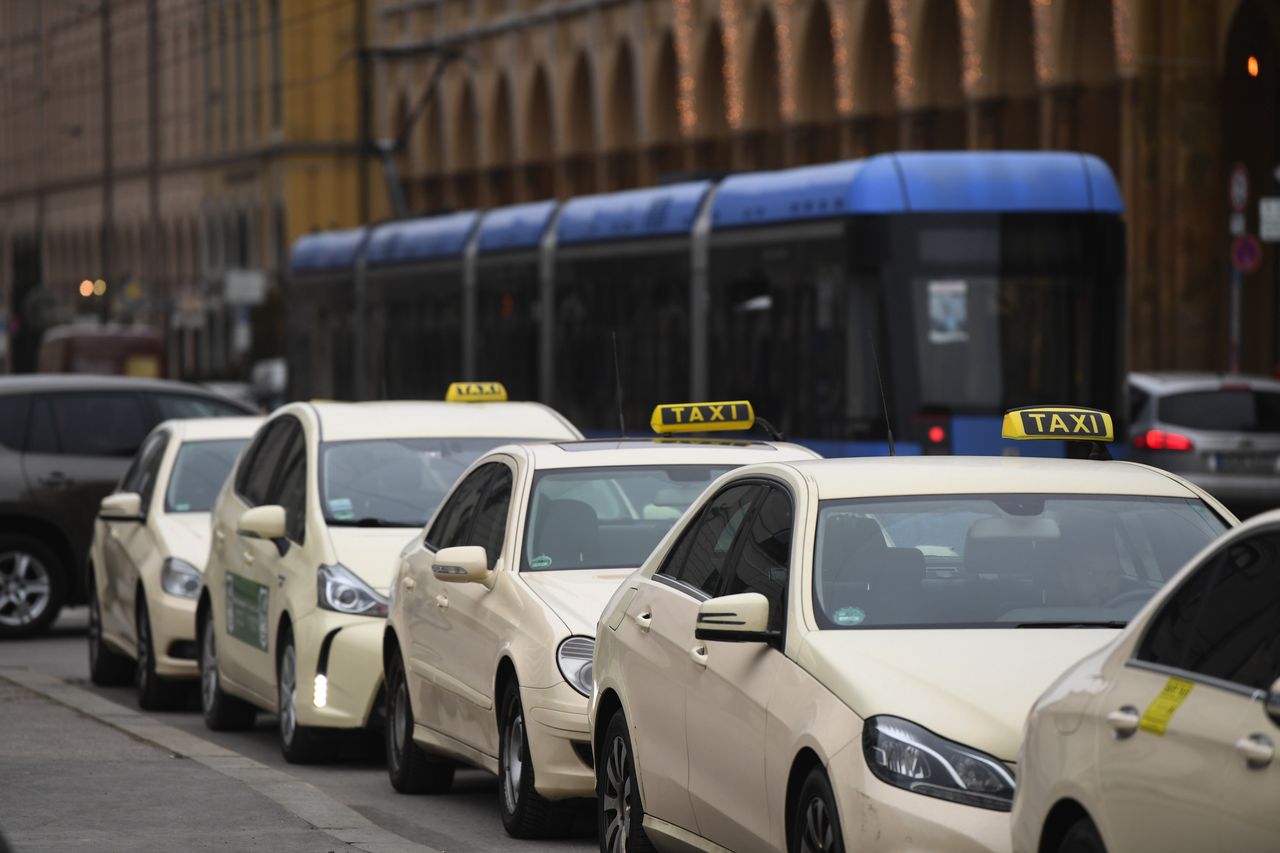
[154,393,253,419]
[166,439,250,512]
[0,394,29,450]
[1159,390,1280,432]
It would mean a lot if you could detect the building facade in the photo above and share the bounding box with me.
[0,0,377,377]
[371,0,1280,375]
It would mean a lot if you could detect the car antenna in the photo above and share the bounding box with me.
[612,330,627,436]
[868,330,896,456]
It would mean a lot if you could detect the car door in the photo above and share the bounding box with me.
[220,418,293,697]
[687,484,794,853]
[623,482,764,834]
[260,424,312,691]
[406,464,494,727]
[103,430,169,645]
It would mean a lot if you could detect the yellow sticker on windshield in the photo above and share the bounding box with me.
[1138,677,1194,735]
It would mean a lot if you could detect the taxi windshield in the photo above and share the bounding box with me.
[812,494,1226,629]
[522,465,734,571]
[321,437,522,528]
[165,439,249,512]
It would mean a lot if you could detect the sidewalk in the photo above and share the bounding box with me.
[0,670,432,853]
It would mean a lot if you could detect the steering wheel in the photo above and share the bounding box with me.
[1101,588,1156,609]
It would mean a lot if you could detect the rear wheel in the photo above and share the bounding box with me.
[199,611,256,731]
[1058,817,1107,853]
[87,574,131,686]
[789,767,845,853]
[135,594,180,710]
[0,536,63,639]
[385,647,454,794]
[498,677,572,838]
[277,629,329,764]
[598,710,655,853]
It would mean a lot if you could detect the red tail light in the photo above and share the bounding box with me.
[1134,429,1194,451]
[927,425,946,444]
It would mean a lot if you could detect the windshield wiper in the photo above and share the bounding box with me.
[1014,621,1128,629]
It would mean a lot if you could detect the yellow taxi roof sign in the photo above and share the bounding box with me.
[651,400,754,435]
[446,381,508,403]
[1002,406,1113,442]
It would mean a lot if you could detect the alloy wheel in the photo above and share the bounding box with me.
[800,795,835,853]
[391,672,409,764]
[89,587,102,670]
[0,551,51,629]
[279,642,298,746]
[200,618,218,712]
[602,734,633,853]
[136,604,151,694]
[502,708,525,813]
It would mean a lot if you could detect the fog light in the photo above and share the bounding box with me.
[313,674,328,708]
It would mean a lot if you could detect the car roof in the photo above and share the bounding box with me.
[0,374,247,397]
[519,438,820,471]
[781,456,1200,501]
[160,416,265,442]
[306,400,582,442]
[1130,371,1280,393]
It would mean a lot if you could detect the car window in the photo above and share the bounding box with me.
[658,484,763,598]
[269,430,307,544]
[470,465,513,569]
[121,431,169,506]
[40,393,148,457]
[238,419,295,506]
[26,397,57,454]
[722,486,793,630]
[0,394,30,450]
[1127,385,1148,425]
[1158,389,1280,432]
[1138,531,1280,692]
[426,465,495,551]
[153,393,251,420]
[165,439,249,512]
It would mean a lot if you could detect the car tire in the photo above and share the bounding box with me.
[498,677,572,838]
[385,646,455,794]
[0,535,65,639]
[1058,817,1107,853]
[790,767,846,853]
[88,573,132,686]
[598,709,656,853]
[135,593,179,710]
[277,627,329,764]
[199,610,257,731]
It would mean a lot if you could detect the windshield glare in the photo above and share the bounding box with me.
[522,465,733,571]
[166,439,249,512]
[813,494,1225,629]
[321,438,518,527]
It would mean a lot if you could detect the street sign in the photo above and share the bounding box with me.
[1260,197,1280,241]
[1232,234,1263,274]
[1231,163,1250,213]
[1231,212,1247,236]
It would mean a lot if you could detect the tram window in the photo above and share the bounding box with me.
[476,255,540,403]
[374,269,463,399]
[552,248,691,432]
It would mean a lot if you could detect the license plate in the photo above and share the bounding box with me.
[1211,452,1279,474]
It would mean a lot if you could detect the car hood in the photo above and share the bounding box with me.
[796,628,1119,762]
[520,569,636,636]
[327,527,420,594]
[155,513,213,569]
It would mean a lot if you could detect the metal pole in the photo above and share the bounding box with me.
[1230,268,1243,373]
[101,0,113,323]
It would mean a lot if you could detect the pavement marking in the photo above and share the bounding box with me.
[0,668,442,853]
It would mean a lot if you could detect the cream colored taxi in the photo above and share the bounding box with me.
[382,401,818,838]
[590,407,1238,853]
[88,416,262,708]
[197,384,580,762]
[1012,508,1280,853]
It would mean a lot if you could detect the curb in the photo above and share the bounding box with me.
[0,668,442,853]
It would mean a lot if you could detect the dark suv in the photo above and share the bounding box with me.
[0,376,256,637]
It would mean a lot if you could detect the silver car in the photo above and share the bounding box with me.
[1128,371,1280,514]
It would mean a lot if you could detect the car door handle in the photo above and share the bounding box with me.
[1106,706,1141,738]
[435,593,448,609]
[242,551,255,565]
[633,607,652,632]
[402,576,416,591]
[689,643,708,668]
[1236,733,1275,768]
[38,471,71,487]
[214,529,226,543]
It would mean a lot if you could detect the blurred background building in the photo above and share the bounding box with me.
[0,0,1277,379]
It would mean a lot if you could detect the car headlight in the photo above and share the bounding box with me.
[556,636,595,697]
[160,558,202,599]
[317,564,388,617]
[862,716,1016,811]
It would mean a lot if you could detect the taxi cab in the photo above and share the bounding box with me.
[197,384,581,762]
[382,401,818,838]
[1011,508,1280,853]
[88,416,262,709]
[589,407,1236,853]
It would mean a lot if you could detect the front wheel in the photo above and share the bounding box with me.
[598,710,655,853]
[277,629,329,764]
[790,767,845,853]
[385,646,454,794]
[88,574,131,686]
[0,536,64,639]
[135,594,180,710]
[1058,817,1107,853]
[498,678,571,838]
[199,611,256,731]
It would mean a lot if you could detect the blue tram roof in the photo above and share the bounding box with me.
[557,181,713,245]
[366,211,481,266]
[289,227,367,273]
[476,200,559,253]
[710,152,1123,230]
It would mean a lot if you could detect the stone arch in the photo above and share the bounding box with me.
[523,65,555,199]
[848,0,897,154]
[900,0,965,149]
[605,40,640,189]
[692,21,730,169]
[649,30,683,179]
[970,0,1039,149]
[487,73,517,204]
[794,0,839,163]
[1045,0,1119,169]
[453,79,480,207]
[564,52,598,195]
[422,88,447,210]
[739,7,783,169]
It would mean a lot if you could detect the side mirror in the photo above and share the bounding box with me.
[100,492,143,521]
[695,592,778,643]
[1266,677,1280,727]
[237,505,286,541]
[432,546,491,586]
